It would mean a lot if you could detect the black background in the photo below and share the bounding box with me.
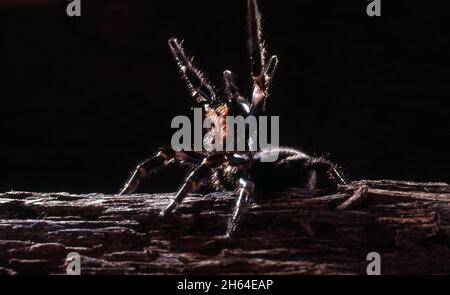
[0,0,449,194]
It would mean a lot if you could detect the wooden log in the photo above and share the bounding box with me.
[1,180,450,275]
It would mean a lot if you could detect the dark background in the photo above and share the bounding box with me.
[0,0,449,194]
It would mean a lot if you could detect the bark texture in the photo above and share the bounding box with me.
[1,180,450,275]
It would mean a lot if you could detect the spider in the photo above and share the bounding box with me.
[120,0,347,237]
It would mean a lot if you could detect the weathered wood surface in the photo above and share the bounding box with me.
[1,180,450,275]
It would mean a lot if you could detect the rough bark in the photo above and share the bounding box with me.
[1,180,450,275]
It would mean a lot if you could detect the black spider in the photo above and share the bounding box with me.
[120,0,347,237]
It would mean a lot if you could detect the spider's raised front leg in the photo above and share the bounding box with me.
[227,177,255,238]
[168,38,217,104]
[120,148,205,195]
[247,0,279,114]
[160,153,227,217]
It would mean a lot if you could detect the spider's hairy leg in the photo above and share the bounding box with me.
[119,148,205,195]
[160,153,227,218]
[332,167,347,186]
[264,55,279,89]
[247,0,279,82]
[227,178,254,238]
[168,38,217,103]
[246,0,279,114]
[120,154,166,195]
[247,0,265,81]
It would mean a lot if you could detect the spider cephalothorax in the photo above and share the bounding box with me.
[120,0,347,237]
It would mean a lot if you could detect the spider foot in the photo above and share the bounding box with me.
[160,199,179,218]
[226,223,238,239]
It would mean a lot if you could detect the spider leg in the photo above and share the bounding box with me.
[247,0,265,82]
[331,166,347,186]
[226,177,255,238]
[120,148,205,195]
[160,153,227,217]
[168,38,217,104]
[247,0,279,114]
[264,55,279,89]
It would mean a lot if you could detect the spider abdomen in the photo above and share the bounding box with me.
[250,148,338,193]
